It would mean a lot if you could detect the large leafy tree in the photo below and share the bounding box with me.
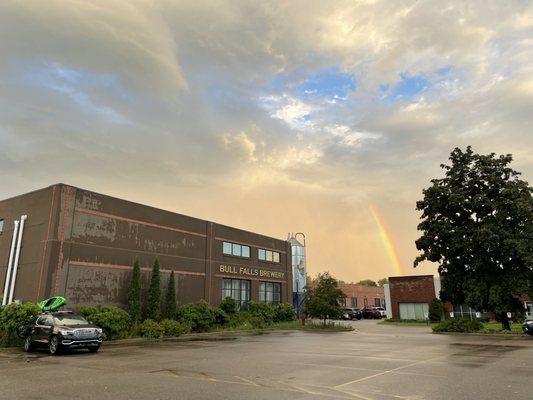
[378,278,389,287]
[147,259,162,321]
[415,147,532,329]
[127,259,142,324]
[304,272,346,324]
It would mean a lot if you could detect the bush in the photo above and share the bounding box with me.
[213,308,230,326]
[0,302,40,347]
[78,305,132,340]
[160,319,190,336]
[139,319,164,338]
[176,300,215,332]
[245,301,276,324]
[218,297,237,316]
[428,299,444,322]
[273,303,296,322]
[228,312,267,329]
[432,318,483,333]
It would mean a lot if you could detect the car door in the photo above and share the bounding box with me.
[41,316,54,343]
[33,316,48,342]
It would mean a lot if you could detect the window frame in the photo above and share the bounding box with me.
[258,248,281,263]
[259,281,282,304]
[222,278,251,309]
[222,241,251,259]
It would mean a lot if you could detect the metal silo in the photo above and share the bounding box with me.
[288,232,306,317]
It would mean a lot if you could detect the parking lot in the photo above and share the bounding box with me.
[1,320,532,400]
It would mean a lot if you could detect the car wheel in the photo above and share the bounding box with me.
[24,336,34,352]
[88,346,100,353]
[49,335,62,355]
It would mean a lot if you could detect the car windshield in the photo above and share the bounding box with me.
[53,314,88,326]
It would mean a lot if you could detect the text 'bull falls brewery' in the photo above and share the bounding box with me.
[0,184,295,309]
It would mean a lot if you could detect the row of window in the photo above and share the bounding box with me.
[222,241,280,263]
[222,278,281,308]
[222,241,250,258]
[345,297,386,309]
[258,249,280,263]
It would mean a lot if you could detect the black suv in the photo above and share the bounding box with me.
[22,311,103,354]
[341,308,363,320]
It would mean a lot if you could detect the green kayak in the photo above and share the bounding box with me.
[38,296,67,312]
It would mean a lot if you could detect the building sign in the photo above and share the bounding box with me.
[219,264,285,280]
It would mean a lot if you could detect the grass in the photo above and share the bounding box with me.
[210,320,353,333]
[481,322,523,334]
[381,319,525,334]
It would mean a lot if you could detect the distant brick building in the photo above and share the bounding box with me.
[338,283,385,309]
[384,275,440,319]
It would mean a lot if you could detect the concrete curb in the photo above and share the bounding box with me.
[432,331,531,339]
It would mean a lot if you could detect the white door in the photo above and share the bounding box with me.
[399,303,429,320]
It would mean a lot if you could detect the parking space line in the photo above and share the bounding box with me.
[334,354,449,388]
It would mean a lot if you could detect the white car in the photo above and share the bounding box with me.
[374,307,387,318]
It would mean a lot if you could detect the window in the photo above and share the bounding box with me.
[259,282,281,304]
[363,298,368,307]
[258,248,280,263]
[351,298,357,308]
[223,241,250,258]
[222,279,251,309]
[399,303,429,320]
[0,219,3,234]
[374,298,381,307]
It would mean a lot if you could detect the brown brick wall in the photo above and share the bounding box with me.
[338,283,385,309]
[389,275,436,318]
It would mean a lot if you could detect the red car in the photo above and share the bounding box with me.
[362,307,382,319]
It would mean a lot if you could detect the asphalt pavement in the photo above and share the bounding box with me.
[1,320,531,400]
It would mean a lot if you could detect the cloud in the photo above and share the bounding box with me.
[0,0,532,281]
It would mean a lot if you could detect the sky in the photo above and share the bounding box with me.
[1,1,532,282]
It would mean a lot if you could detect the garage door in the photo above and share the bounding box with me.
[399,303,429,320]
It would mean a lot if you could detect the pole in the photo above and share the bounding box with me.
[8,215,27,304]
[2,220,19,306]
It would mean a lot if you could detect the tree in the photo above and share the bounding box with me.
[428,298,444,322]
[378,278,389,287]
[164,271,177,320]
[127,259,142,324]
[415,147,532,330]
[147,259,162,321]
[358,279,377,287]
[304,272,346,324]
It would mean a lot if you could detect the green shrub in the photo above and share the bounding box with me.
[432,318,483,333]
[213,308,230,326]
[0,302,40,347]
[228,312,267,329]
[147,259,162,321]
[139,319,164,338]
[176,300,215,332]
[273,303,296,322]
[428,299,444,322]
[78,305,132,340]
[218,297,237,316]
[160,319,189,336]
[245,301,276,324]
[0,302,40,332]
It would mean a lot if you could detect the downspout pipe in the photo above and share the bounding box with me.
[2,220,19,306]
[7,215,27,304]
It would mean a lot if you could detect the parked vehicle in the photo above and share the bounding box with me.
[374,307,387,318]
[362,307,382,319]
[523,320,533,336]
[341,308,363,320]
[19,311,103,355]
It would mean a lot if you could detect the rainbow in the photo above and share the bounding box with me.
[370,204,404,276]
